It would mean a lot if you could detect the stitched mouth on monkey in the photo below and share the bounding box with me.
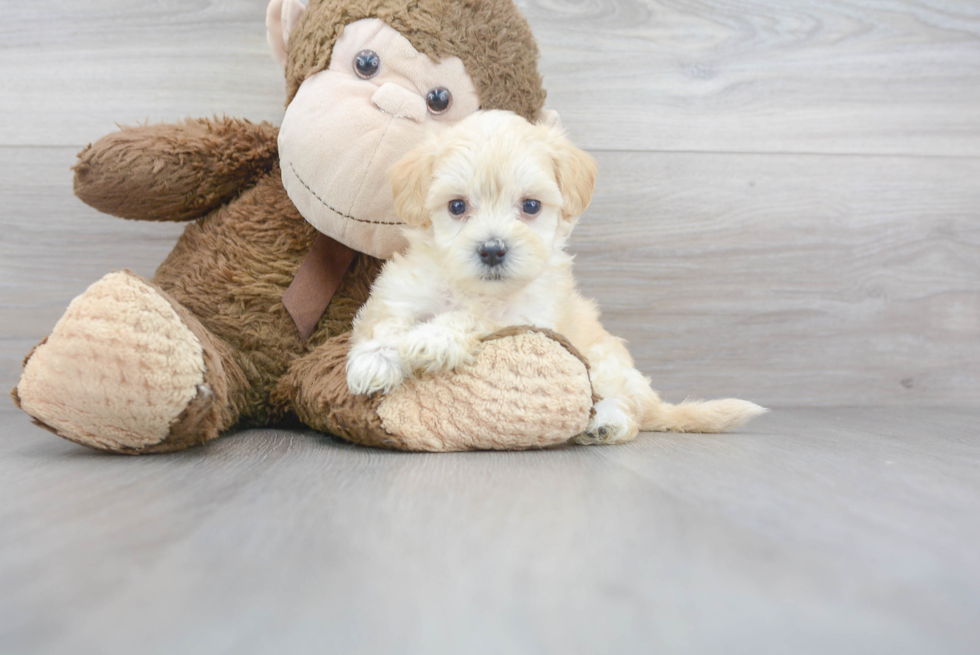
[276,18,481,260]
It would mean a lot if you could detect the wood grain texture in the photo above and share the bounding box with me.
[0,0,286,147]
[528,0,980,155]
[1,406,979,654]
[3,147,977,406]
[2,4,978,652]
[2,1,979,155]
[1,1,978,404]
[572,151,980,406]
[0,147,185,386]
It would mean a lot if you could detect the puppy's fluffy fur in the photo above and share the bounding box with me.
[347,110,766,444]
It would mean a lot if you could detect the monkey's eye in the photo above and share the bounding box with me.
[426,87,453,114]
[354,50,381,79]
[448,199,467,216]
[522,199,542,215]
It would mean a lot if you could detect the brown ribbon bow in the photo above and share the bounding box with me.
[283,233,357,341]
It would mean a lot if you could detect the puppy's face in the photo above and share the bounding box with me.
[390,110,597,293]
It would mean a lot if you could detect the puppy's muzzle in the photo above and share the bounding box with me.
[477,239,507,268]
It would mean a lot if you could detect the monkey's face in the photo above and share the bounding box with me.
[278,18,481,259]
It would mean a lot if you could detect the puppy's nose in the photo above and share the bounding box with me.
[478,240,507,267]
[371,83,426,123]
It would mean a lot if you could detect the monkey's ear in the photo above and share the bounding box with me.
[266,0,306,68]
[548,129,597,221]
[389,144,436,229]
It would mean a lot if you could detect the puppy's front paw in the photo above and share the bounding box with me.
[346,340,407,396]
[577,398,639,445]
[399,323,476,375]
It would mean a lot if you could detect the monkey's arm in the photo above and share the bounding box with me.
[73,117,279,222]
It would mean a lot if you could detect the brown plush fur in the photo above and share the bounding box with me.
[273,332,392,448]
[286,0,547,121]
[13,0,586,453]
[138,275,249,453]
[74,118,280,222]
[153,166,383,429]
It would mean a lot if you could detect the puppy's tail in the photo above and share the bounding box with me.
[640,397,768,434]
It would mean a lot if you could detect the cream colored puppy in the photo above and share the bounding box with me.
[347,110,766,444]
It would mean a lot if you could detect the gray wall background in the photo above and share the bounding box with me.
[2,0,978,407]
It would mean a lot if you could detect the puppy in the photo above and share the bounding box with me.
[346,110,766,444]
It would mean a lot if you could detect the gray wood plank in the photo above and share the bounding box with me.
[0,1,283,147]
[572,150,980,407]
[0,147,185,386]
[4,147,977,407]
[529,0,980,156]
[1,406,978,654]
[3,1,979,156]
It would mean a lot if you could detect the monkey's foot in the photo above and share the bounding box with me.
[377,327,595,450]
[13,271,223,453]
[282,327,596,452]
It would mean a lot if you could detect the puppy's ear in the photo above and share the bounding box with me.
[538,109,562,129]
[389,141,436,228]
[548,129,597,221]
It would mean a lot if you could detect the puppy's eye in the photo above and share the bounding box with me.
[426,87,453,114]
[522,199,542,215]
[449,199,467,216]
[354,50,381,79]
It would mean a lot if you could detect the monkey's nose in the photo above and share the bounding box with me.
[478,240,507,268]
[371,83,427,123]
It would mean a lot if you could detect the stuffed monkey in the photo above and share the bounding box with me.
[11,0,596,453]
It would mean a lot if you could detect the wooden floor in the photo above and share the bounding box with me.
[1,406,979,654]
